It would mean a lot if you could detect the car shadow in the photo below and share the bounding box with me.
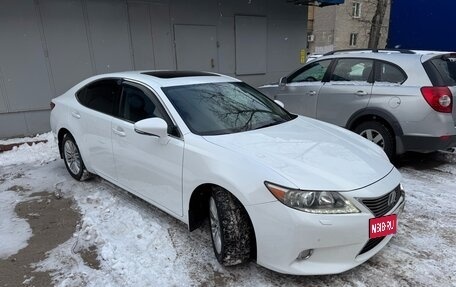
[394,151,456,171]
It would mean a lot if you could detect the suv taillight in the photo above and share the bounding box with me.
[421,87,453,113]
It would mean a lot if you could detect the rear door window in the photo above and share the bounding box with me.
[77,79,121,116]
[375,61,407,84]
[330,58,374,82]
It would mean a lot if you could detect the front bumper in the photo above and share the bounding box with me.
[246,169,404,275]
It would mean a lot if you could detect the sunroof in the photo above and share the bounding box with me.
[142,71,219,79]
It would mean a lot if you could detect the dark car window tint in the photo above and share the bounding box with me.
[428,57,456,86]
[121,85,158,122]
[120,84,179,136]
[330,59,374,82]
[162,82,294,136]
[376,62,407,84]
[77,79,121,116]
[289,60,331,83]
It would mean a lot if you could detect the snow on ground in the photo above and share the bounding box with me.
[0,132,58,167]
[0,190,32,259]
[0,133,455,286]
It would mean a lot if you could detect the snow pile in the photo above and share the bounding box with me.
[0,132,59,167]
[35,180,198,287]
[0,191,33,259]
[0,133,51,145]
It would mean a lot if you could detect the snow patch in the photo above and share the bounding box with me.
[35,181,196,286]
[0,191,33,259]
[0,132,59,167]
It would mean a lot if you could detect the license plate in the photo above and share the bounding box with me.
[369,214,397,239]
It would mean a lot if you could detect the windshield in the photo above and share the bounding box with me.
[162,82,294,135]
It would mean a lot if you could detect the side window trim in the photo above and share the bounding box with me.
[120,80,182,138]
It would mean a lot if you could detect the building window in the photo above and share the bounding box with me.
[352,2,361,18]
[349,33,358,46]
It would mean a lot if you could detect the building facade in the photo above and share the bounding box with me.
[308,0,390,54]
[0,0,310,139]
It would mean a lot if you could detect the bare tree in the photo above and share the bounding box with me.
[368,0,389,48]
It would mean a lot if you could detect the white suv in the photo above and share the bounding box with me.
[259,49,456,159]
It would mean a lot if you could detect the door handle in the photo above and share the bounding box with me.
[71,111,81,119]
[308,91,317,96]
[210,58,215,68]
[355,91,368,96]
[112,127,126,137]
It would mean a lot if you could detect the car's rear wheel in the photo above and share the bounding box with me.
[354,121,395,159]
[209,187,252,266]
[62,133,90,181]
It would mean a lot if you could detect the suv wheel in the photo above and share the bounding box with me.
[354,121,395,159]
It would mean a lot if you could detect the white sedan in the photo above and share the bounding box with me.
[50,71,405,275]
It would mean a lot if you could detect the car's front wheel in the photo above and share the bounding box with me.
[62,133,90,181]
[354,121,395,159]
[209,187,253,266]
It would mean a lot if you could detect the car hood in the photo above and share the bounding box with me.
[203,117,393,191]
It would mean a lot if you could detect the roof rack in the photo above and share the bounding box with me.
[323,49,416,56]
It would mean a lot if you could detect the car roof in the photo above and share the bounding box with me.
[319,49,454,63]
[86,70,240,88]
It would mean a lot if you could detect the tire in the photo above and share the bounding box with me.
[209,187,252,266]
[354,121,395,159]
[62,133,90,181]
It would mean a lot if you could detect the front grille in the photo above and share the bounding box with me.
[360,185,403,217]
[359,236,385,255]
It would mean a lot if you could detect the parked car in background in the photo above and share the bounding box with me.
[258,49,456,159]
[51,70,404,275]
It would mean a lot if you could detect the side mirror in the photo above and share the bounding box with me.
[274,100,285,108]
[134,118,169,144]
[279,76,287,87]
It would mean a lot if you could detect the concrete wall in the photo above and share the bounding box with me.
[310,0,390,54]
[310,5,337,54]
[0,0,308,139]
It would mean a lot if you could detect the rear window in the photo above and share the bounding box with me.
[424,56,456,86]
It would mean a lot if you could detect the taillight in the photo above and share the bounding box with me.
[50,101,55,110]
[420,87,453,113]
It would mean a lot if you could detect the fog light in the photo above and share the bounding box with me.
[297,249,313,261]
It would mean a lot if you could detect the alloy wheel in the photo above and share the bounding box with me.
[209,197,222,254]
[360,129,385,148]
[64,140,81,175]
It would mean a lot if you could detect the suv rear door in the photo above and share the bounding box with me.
[316,58,374,126]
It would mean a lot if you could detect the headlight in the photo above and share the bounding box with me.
[265,182,360,214]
